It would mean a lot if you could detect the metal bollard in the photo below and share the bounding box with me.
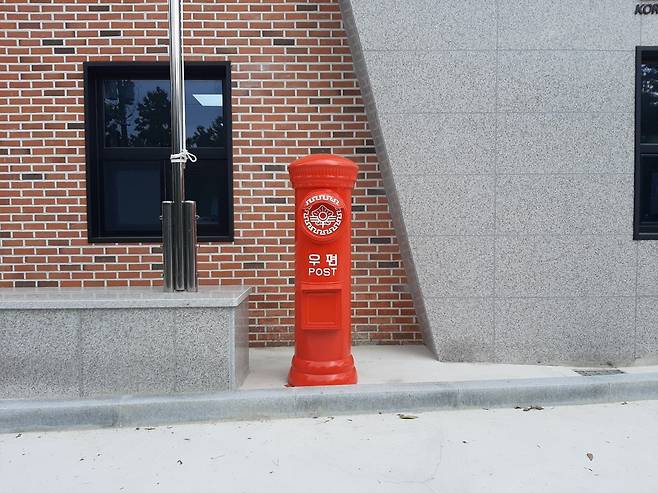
[183,200,198,292]
[161,201,175,292]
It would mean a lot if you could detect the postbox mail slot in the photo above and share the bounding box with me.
[301,284,341,331]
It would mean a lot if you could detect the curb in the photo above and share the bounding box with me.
[2,372,658,433]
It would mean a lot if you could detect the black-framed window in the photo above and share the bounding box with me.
[635,47,658,240]
[84,62,233,243]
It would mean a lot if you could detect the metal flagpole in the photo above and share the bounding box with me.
[163,0,198,292]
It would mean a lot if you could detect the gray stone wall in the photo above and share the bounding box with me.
[0,307,248,399]
[341,0,658,365]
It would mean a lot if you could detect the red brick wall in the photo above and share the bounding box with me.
[0,0,422,346]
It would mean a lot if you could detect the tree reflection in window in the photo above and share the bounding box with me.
[188,116,224,148]
[133,87,172,147]
[103,79,223,148]
[104,80,136,147]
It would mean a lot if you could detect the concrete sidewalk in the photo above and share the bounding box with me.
[4,345,658,433]
[1,400,657,493]
[243,345,658,389]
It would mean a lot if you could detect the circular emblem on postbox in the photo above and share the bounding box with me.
[301,190,344,241]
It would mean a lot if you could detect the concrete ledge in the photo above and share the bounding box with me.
[3,372,658,433]
[0,286,251,399]
[0,286,250,309]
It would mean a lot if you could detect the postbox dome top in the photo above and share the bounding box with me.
[288,154,358,189]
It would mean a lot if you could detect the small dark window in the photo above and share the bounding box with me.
[84,62,233,243]
[635,48,658,239]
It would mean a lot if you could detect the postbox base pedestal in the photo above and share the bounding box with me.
[288,355,357,387]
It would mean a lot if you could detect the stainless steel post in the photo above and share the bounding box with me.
[183,200,198,292]
[161,201,175,292]
[168,0,185,291]
[165,0,198,292]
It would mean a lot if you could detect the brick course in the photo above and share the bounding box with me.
[0,0,422,346]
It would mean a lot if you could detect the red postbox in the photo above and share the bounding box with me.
[288,154,358,386]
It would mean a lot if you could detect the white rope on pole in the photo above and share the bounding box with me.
[170,149,197,163]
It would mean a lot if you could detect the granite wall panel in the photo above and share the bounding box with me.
[341,0,647,364]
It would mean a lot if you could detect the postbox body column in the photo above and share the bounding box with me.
[288,154,358,386]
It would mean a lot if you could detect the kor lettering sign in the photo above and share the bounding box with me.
[637,3,658,14]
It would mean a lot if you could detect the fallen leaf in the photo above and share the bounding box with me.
[586,453,594,461]
[397,413,418,420]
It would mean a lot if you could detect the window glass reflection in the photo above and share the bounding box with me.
[103,80,170,147]
[185,161,231,237]
[103,161,162,233]
[641,63,658,144]
[103,79,223,148]
[186,80,224,149]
